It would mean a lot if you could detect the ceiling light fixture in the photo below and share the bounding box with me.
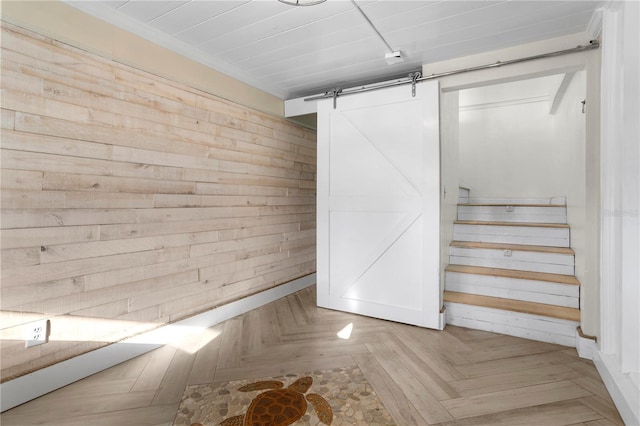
[278,0,327,5]
[384,51,404,65]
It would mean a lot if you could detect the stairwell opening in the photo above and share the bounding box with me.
[440,72,589,346]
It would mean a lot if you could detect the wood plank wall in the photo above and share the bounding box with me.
[0,23,317,382]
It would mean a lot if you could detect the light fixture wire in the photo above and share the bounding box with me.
[350,0,395,53]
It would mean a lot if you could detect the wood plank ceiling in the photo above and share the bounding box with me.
[66,1,604,100]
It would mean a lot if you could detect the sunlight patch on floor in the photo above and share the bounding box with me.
[337,322,353,340]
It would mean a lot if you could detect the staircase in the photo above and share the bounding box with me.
[443,197,581,347]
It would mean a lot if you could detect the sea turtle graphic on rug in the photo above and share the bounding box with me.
[218,376,333,426]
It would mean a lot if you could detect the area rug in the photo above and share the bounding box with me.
[173,366,396,425]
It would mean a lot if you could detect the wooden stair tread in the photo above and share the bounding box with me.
[450,241,575,255]
[454,220,569,228]
[443,291,580,321]
[445,264,580,285]
[458,203,565,207]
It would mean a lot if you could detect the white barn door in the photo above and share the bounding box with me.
[317,81,442,329]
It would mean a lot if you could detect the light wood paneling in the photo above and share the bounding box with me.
[0,22,316,382]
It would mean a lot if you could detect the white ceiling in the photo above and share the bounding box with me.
[66,0,603,100]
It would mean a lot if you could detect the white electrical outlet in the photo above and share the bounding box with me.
[24,319,50,348]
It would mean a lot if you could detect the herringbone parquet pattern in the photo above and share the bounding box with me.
[1,286,623,425]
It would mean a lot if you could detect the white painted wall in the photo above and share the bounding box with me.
[618,0,639,382]
[458,72,586,201]
[440,92,459,296]
[596,2,640,424]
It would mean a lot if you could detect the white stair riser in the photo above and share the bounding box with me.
[449,247,574,275]
[445,280,579,308]
[466,197,567,205]
[453,224,570,247]
[445,272,579,298]
[457,206,567,224]
[449,256,574,275]
[445,302,578,347]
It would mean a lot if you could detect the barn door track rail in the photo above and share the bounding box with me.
[306,40,600,108]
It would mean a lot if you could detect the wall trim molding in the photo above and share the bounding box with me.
[599,3,624,357]
[575,326,598,360]
[593,351,640,426]
[0,274,316,412]
[597,4,640,424]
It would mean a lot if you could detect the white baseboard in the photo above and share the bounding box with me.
[575,326,598,360]
[593,351,640,426]
[439,306,446,330]
[0,274,316,412]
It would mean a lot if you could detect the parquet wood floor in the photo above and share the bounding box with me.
[1,286,623,425]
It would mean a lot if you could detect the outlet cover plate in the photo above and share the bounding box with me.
[25,319,49,348]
